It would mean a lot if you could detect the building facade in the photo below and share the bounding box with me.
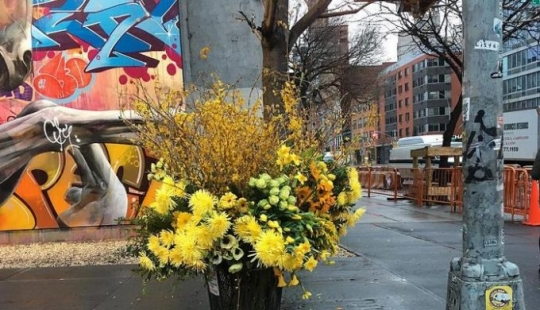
[502,43,540,112]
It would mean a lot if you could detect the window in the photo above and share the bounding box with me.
[399,114,402,123]
[405,98,409,106]
[399,129,403,137]
[405,113,410,122]
[406,128,410,136]
[405,68,409,76]
[405,83,409,91]
[398,85,403,94]
[398,100,402,108]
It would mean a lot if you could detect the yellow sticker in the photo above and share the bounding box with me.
[486,286,513,310]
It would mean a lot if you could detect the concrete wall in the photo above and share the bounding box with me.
[180,0,263,101]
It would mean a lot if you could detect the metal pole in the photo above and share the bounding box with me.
[446,0,526,309]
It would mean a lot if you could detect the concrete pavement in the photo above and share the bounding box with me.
[1,195,539,310]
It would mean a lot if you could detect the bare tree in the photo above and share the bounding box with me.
[377,0,540,165]
[239,0,373,117]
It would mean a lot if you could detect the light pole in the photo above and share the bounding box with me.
[446,0,526,309]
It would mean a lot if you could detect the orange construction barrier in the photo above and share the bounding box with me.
[524,180,540,226]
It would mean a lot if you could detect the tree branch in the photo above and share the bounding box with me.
[288,0,333,53]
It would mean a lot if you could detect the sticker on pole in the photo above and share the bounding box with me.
[463,98,470,121]
[486,285,512,310]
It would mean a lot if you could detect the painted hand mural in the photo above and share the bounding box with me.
[0,0,182,231]
[0,0,33,91]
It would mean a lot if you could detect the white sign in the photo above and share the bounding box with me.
[503,109,538,161]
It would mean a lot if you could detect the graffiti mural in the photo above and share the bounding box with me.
[0,0,183,231]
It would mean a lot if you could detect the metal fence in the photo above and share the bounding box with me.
[357,165,531,221]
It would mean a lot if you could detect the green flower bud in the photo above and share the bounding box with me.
[287,196,297,205]
[269,195,280,206]
[212,253,223,265]
[279,188,290,200]
[269,187,280,196]
[269,180,279,188]
[260,173,272,181]
[279,201,288,210]
[220,235,238,249]
[255,178,267,189]
[257,199,269,208]
[249,177,257,187]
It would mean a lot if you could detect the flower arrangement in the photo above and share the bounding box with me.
[124,79,365,299]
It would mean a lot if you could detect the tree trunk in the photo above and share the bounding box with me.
[261,0,289,120]
[440,94,463,167]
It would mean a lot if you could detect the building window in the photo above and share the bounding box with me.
[405,68,409,76]
[398,100,402,108]
[405,112,410,121]
[405,98,409,106]
[398,85,403,94]
[404,83,409,91]
[399,129,403,137]
[406,128,410,136]
[399,114,402,123]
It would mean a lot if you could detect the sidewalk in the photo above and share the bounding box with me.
[1,195,539,310]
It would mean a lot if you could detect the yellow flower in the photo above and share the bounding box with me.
[304,256,318,272]
[277,273,287,287]
[200,46,210,59]
[189,190,217,216]
[282,253,303,271]
[173,211,192,229]
[236,198,249,213]
[235,215,263,243]
[301,291,312,300]
[295,172,307,185]
[337,192,348,206]
[260,214,268,222]
[147,234,160,253]
[267,220,280,229]
[218,192,237,209]
[206,211,231,238]
[139,252,156,271]
[159,230,175,248]
[193,226,215,248]
[253,231,286,267]
[348,168,362,201]
[289,274,300,286]
[169,247,183,267]
[295,242,311,256]
[150,181,177,215]
[155,246,169,266]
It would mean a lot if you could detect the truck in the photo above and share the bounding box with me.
[503,108,539,166]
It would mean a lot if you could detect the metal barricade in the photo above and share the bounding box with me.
[356,164,532,221]
[357,166,399,200]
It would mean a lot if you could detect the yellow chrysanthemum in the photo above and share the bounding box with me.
[189,189,217,216]
[173,180,187,198]
[169,247,183,267]
[173,211,192,229]
[175,231,204,266]
[234,215,262,243]
[218,192,237,210]
[192,226,215,249]
[337,192,348,206]
[159,230,175,248]
[206,211,231,239]
[139,252,156,271]
[147,234,160,253]
[155,246,169,266]
[304,256,318,272]
[253,231,286,267]
[348,168,362,201]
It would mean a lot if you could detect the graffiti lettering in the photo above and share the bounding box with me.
[43,117,73,151]
[32,0,182,72]
[0,82,34,101]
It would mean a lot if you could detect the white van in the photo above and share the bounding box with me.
[389,135,462,164]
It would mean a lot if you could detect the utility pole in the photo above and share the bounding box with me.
[446,0,526,309]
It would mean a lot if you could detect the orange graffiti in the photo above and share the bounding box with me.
[33,53,93,99]
[0,144,156,231]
